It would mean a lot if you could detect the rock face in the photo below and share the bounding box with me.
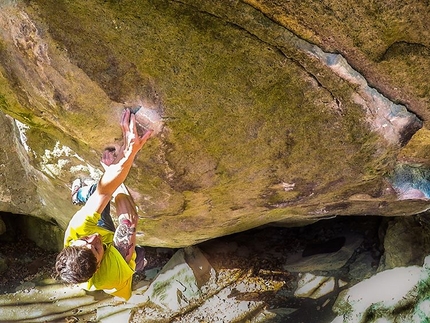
[0,0,429,247]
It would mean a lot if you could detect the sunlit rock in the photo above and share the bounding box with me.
[0,0,430,319]
[0,0,428,248]
[295,273,343,299]
[138,246,217,311]
[332,264,427,323]
[0,283,114,322]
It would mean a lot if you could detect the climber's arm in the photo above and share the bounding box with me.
[80,109,152,216]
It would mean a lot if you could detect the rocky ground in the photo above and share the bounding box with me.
[0,237,174,295]
[0,215,385,322]
[0,236,57,294]
[194,216,383,323]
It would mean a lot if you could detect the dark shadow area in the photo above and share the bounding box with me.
[197,215,384,323]
[0,213,385,322]
[0,213,58,293]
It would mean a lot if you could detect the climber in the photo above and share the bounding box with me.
[55,108,153,301]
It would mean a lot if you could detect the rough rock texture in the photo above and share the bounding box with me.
[5,215,430,323]
[0,0,429,248]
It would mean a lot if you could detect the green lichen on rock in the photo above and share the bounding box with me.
[0,0,423,246]
[246,0,430,119]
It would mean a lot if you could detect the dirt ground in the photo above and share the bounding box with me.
[0,237,174,295]
[0,236,57,294]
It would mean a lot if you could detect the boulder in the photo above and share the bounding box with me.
[332,258,430,323]
[0,0,429,249]
[1,216,429,323]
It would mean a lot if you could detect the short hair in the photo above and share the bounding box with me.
[55,246,98,284]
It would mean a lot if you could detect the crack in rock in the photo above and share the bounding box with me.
[303,46,422,145]
[179,0,422,146]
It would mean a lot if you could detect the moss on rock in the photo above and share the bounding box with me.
[0,0,424,246]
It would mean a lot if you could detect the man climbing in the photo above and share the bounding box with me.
[55,108,152,300]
